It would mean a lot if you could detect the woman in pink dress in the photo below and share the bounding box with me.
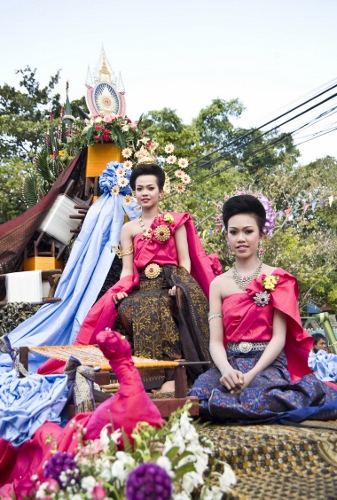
[189,193,337,423]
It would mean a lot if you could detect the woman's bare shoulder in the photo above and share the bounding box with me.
[261,264,278,274]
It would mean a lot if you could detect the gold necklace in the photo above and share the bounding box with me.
[138,213,161,239]
[232,261,262,290]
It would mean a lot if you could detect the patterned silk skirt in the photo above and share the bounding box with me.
[117,265,210,390]
[189,350,337,424]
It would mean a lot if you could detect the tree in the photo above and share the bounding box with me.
[0,66,62,161]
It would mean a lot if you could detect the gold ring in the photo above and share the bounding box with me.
[144,263,162,279]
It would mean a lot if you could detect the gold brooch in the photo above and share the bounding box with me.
[153,225,170,242]
[144,263,162,279]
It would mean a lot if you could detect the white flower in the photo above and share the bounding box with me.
[81,475,97,492]
[116,166,126,177]
[167,155,177,164]
[68,496,83,500]
[175,169,184,178]
[94,117,103,123]
[122,125,130,132]
[118,177,129,187]
[219,463,236,492]
[156,455,174,478]
[124,160,133,169]
[98,458,113,481]
[201,485,223,500]
[172,492,190,500]
[182,471,203,493]
[181,173,191,184]
[111,185,120,196]
[175,182,186,193]
[178,158,189,168]
[122,148,132,158]
[123,194,134,205]
[165,144,175,154]
[140,137,150,144]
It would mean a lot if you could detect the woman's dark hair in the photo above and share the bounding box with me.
[222,194,266,232]
[130,163,166,190]
[312,333,327,353]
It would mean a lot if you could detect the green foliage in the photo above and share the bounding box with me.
[0,66,61,161]
[0,159,34,223]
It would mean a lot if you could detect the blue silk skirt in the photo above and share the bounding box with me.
[188,350,337,424]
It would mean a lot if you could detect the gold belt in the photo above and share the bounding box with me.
[144,263,163,279]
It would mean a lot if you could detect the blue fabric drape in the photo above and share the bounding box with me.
[0,193,139,372]
[0,370,68,446]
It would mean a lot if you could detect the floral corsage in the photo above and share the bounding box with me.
[253,275,279,307]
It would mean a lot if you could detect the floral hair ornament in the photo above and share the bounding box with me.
[215,189,276,237]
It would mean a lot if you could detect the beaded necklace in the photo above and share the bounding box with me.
[232,261,262,290]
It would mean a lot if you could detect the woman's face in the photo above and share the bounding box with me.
[315,338,328,352]
[135,175,162,209]
[226,213,263,259]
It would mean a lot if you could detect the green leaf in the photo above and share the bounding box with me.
[115,127,126,149]
[73,103,90,120]
[122,429,133,454]
[22,173,39,207]
[174,461,196,479]
[165,446,180,462]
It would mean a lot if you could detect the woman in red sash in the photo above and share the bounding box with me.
[189,193,337,423]
[40,160,218,392]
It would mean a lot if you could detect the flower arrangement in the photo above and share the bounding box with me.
[215,189,276,237]
[82,114,145,156]
[20,404,236,500]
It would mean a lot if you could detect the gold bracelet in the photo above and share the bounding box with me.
[113,243,134,258]
[208,314,223,322]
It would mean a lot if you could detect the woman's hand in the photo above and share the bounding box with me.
[112,292,128,304]
[220,366,244,393]
[168,286,177,296]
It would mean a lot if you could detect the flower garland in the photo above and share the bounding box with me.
[215,189,276,237]
[19,404,236,500]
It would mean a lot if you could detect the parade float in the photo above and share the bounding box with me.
[1,49,337,500]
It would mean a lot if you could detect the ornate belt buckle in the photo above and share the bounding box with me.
[144,263,162,279]
[238,341,253,354]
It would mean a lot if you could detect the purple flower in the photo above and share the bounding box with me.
[44,452,80,489]
[125,462,172,500]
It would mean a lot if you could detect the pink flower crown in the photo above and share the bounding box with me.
[215,189,276,238]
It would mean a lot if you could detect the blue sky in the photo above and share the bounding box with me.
[1,0,337,164]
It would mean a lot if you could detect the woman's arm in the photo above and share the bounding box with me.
[174,224,191,273]
[241,308,287,390]
[113,224,134,303]
[209,279,244,392]
[119,223,134,279]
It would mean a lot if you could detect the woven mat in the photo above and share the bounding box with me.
[199,421,337,499]
[28,345,180,370]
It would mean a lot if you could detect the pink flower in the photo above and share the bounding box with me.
[127,118,132,123]
[94,135,101,142]
[103,114,114,124]
[103,128,110,135]
[95,124,102,131]
[131,122,138,129]
[84,118,89,124]
[92,481,107,500]
[103,135,110,142]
